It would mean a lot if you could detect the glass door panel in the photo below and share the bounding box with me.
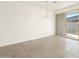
[65,11,79,40]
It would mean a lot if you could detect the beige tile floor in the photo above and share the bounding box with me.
[0,36,79,58]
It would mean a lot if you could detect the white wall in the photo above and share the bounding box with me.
[0,2,55,47]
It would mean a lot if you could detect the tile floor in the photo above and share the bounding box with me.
[0,36,79,58]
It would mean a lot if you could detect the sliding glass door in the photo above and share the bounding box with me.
[65,11,79,40]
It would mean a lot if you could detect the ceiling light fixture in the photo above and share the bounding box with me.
[45,1,49,17]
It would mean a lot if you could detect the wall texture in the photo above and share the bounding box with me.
[0,2,55,47]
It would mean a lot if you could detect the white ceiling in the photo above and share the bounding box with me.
[20,1,79,10]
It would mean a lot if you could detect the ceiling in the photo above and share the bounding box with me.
[20,1,79,10]
[49,1,79,10]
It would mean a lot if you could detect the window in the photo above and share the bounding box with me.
[65,13,79,18]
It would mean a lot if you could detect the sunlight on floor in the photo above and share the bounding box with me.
[66,33,78,40]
